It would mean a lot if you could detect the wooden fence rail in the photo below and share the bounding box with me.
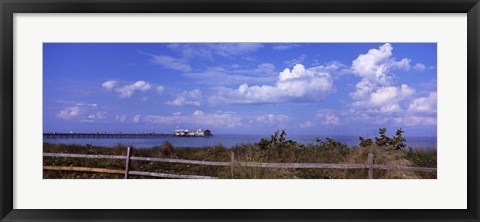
[43,153,127,160]
[43,147,437,179]
[43,166,125,174]
[43,166,217,179]
[130,156,230,166]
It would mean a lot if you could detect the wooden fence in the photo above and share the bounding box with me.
[43,147,437,179]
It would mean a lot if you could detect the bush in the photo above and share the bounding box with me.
[360,128,407,150]
[162,141,175,158]
[255,130,304,150]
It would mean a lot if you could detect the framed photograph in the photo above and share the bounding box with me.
[41,42,439,181]
[1,0,479,221]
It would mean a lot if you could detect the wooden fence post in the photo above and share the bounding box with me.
[125,147,132,179]
[230,152,235,178]
[368,152,374,179]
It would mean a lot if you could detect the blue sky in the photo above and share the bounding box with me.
[43,43,437,137]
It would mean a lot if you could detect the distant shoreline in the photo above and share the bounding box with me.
[43,132,437,137]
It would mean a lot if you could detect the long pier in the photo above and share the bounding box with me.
[43,133,174,139]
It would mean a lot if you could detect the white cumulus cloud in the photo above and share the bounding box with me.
[393,116,437,126]
[132,114,141,123]
[209,64,335,104]
[81,111,107,123]
[369,84,414,106]
[166,89,202,106]
[369,86,398,105]
[102,80,117,90]
[116,115,127,122]
[353,84,415,113]
[408,92,437,113]
[156,86,165,94]
[255,114,289,124]
[299,121,312,128]
[350,44,416,113]
[95,111,107,119]
[58,106,80,119]
[316,110,341,125]
[192,110,205,116]
[350,43,412,100]
[115,81,151,98]
[413,63,426,72]
[351,43,394,81]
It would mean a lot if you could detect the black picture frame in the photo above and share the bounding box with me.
[1,0,479,221]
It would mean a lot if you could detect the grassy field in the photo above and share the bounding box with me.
[43,136,437,179]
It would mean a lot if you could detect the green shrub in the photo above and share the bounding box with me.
[360,128,407,150]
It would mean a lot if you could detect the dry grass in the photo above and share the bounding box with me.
[230,147,294,179]
[347,146,420,179]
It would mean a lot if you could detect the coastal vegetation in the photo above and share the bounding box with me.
[43,129,437,179]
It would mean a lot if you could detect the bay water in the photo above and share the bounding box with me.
[44,134,437,149]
